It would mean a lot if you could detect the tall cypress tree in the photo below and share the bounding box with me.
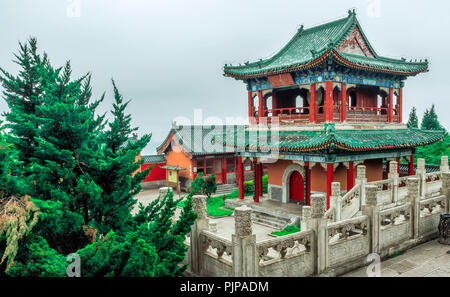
[1,38,197,277]
[90,80,151,234]
[407,107,419,128]
[421,105,443,131]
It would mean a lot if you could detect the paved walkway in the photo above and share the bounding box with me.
[342,240,450,277]
[134,189,277,241]
[227,196,303,217]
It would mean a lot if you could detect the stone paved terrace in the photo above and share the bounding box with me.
[342,240,450,277]
[135,189,278,241]
[226,195,303,217]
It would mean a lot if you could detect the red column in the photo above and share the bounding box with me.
[248,91,253,119]
[258,91,263,123]
[310,83,316,123]
[341,83,347,122]
[272,91,277,116]
[347,161,354,192]
[259,163,264,198]
[326,163,334,209]
[388,87,394,123]
[396,157,401,175]
[409,155,415,176]
[238,157,244,199]
[398,88,403,123]
[253,160,259,203]
[222,158,227,184]
[325,81,333,122]
[306,162,311,206]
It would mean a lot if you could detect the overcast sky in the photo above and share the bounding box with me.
[0,0,449,154]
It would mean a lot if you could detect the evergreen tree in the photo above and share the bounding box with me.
[0,38,50,165]
[421,105,443,131]
[89,80,151,234]
[407,107,419,128]
[0,38,197,277]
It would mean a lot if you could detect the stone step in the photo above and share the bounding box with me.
[253,213,289,225]
[252,216,287,230]
[251,212,291,230]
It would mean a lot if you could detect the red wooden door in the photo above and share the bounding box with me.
[290,171,304,203]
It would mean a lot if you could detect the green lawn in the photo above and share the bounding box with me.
[271,225,301,237]
[178,175,269,218]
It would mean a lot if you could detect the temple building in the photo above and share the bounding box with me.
[218,10,444,208]
[156,125,256,191]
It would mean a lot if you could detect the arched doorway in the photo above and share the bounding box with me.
[289,171,304,203]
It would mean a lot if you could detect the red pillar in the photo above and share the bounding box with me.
[310,83,316,123]
[306,162,311,206]
[272,91,278,116]
[396,157,401,175]
[341,83,347,122]
[253,160,259,203]
[388,87,394,123]
[259,163,264,198]
[326,163,334,209]
[398,88,403,123]
[347,161,354,192]
[258,91,263,123]
[409,155,415,176]
[248,91,253,118]
[238,157,244,199]
[222,158,227,184]
[325,81,334,122]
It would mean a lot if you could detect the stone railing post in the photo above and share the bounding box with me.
[190,195,209,276]
[388,161,399,204]
[441,172,450,213]
[311,194,327,275]
[441,156,449,173]
[406,177,420,239]
[301,206,312,231]
[362,185,379,254]
[232,205,258,277]
[330,182,341,222]
[416,158,426,197]
[356,165,367,206]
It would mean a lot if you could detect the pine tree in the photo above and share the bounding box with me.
[89,80,151,234]
[407,107,419,128]
[421,105,443,131]
[1,38,197,277]
[0,38,50,165]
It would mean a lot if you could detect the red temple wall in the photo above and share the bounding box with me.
[141,163,167,182]
[267,158,384,193]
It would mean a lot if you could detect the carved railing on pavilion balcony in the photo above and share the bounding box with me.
[259,105,400,124]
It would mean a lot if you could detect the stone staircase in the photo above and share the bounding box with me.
[251,211,292,230]
[215,183,238,195]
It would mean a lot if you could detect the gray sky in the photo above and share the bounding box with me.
[0,0,449,154]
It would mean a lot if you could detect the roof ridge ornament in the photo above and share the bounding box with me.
[348,9,356,16]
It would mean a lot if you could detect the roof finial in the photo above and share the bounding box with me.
[348,8,356,16]
[298,24,304,32]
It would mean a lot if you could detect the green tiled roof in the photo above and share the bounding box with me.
[142,155,166,164]
[224,11,428,78]
[157,125,244,156]
[215,125,444,153]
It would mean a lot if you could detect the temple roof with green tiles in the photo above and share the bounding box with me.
[223,10,428,79]
[214,124,444,153]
